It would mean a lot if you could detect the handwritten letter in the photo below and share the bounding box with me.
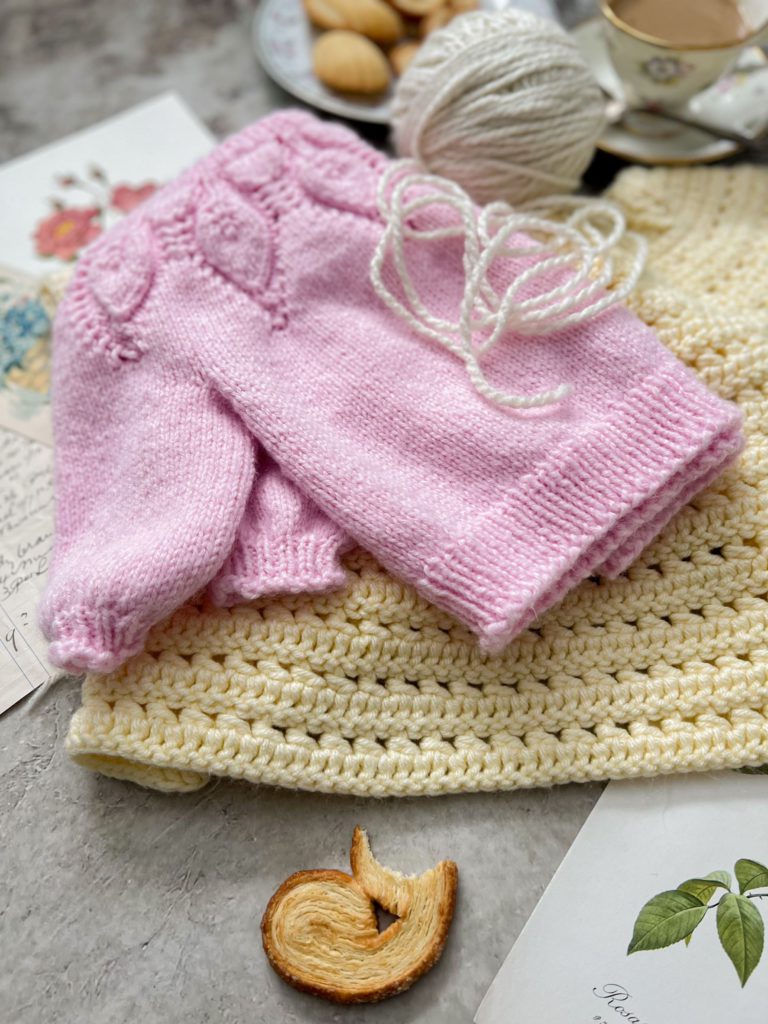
[0,430,57,712]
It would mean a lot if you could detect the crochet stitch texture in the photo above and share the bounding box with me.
[67,162,768,795]
[41,111,740,672]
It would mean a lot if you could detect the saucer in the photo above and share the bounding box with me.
[253,0,518,126]
[572,18,768,164]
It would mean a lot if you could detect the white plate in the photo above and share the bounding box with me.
[572,17,768,165]
[253,0,520,125]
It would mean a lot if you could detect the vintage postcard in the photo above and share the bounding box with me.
[476,773,768,1024]
[0,430,55,713]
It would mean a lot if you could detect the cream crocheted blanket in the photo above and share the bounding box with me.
[67,165,768,795]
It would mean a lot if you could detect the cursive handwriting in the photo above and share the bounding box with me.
[0,428,56,707]
[592,984,648,1024]
[0,431,54,600]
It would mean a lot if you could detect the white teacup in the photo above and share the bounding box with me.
[600,0,768,107]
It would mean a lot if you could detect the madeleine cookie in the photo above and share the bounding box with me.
[261,827,458,1004]
[313,31,391,94]
[304,0,404,45]
[420,0,478,34]
[419,6,453,35]
[390,40,420,75]
[389,0,445,16]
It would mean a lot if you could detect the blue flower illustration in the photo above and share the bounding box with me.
[1,294,50,378]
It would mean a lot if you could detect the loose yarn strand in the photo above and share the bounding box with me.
[370,160,647,410]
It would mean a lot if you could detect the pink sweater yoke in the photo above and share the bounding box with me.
[40,110,743,672]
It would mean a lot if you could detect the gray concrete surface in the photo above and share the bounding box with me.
[1,685,601,1024]
[0,2,604,1022]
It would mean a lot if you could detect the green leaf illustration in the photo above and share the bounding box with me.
[628,891,708,954]
[677,873,732,945]
[735,859,768,895]
[706,869,733,889]
[716,893,764,986]
[678,872,732,903]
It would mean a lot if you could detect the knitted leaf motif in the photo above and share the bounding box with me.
[195,184,274,296]
[223,140,283,194]
[298,116,362,152]
[87,219,155,322]
[299,149,379,218]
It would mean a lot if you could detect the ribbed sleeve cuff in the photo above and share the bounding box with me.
[44,607,148,674]
[419,363,743,653]
[209,534,349,606]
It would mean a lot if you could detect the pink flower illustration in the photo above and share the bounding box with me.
[110,182,158,213]
[33,207,102,260]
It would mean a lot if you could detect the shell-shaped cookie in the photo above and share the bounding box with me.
[420,6,453,35]
[299,147,380,217]
[390,0,444,14]
[390,40,420,74]
[87,219,155,322]
[195,183,274,296]
[313,30,391,95]
[261,827,458,1004]
[223,139,283,194]
[304,0,404,45]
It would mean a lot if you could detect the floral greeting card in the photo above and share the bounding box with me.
[475,773,768,1024]
[0,93,214,447]
[0,92,213,277]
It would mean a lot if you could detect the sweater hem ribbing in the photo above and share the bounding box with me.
[209,534,349,605]
[46,609,149,674]
[419,363,743,653]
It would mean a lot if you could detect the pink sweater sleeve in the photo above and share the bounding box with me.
[209,451,350,605]
[39,235,258,673]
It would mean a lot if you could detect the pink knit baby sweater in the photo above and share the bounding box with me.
[40,110,742,673]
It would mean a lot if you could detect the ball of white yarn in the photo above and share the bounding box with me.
[391,9,606,206]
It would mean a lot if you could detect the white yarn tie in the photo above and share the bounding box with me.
[370,160,647,410]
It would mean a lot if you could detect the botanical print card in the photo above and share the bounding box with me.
[0,92,214,446]
[475,773,768,1024]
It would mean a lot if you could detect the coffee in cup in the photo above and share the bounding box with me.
[611,0,752,48]
[600,0,768,106]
